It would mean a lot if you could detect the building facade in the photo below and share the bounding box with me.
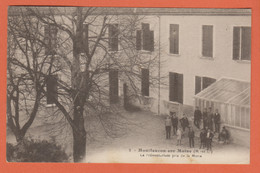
[131,8,251,146]
[8,7,251,146]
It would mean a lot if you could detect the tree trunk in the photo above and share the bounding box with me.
[72,128,86,162]
[72,104,86,162]
[71,8,87,162]
[15,131,26,143]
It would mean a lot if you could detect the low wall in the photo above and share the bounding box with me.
[224,125,250,148]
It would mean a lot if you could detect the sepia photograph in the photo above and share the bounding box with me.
[6,6,251,164]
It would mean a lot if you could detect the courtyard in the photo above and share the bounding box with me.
[83,110,250,164]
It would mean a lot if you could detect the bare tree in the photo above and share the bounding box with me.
[8,6,160,162]
[7,11,60,142]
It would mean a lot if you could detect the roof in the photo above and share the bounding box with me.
[8,7,251,16]
[195,78,250,107]
[229,87,250,106]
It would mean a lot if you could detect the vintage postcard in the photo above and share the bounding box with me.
[6,6,251,164]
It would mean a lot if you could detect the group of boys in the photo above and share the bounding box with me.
[165,112,195,148]
[199,127,214,151]
[194,106,221,151]
[165,107,225,151]
[194,106,231,151]
[194,106,221,133]
[165,112,190,138]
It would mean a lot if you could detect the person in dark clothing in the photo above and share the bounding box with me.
[199,129,207,149]
[180,114,189,132]
[207,107,214,131]
[202,108,208,129]
[218,126,229,144]
[188,127,195,148]
[171,112,178,135]
[206,129,214,152]
[165,116,172,139]
[194,106,202,129]
[214,109,221,133]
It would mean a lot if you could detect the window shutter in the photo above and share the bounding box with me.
[202,77,209,89]
[46,75,58,104]
[109,24,119,51]
[82,24,89,52]
[169,24,179,54]
[142,23,151,51]
[113,24,119,51]
[173,73,179,102]
[149,30,154,52]
[108,24,113,50]
[142,28,150,51]
[141,69,149,96]
[44,25,50,55]
[202,25,213,57]
[202,77,216,89]
[169,72,174,102]
[195,76,202,94]
[44,25,57,55]
[169,72,180,102]
[136,30,142,50]
[177,74,183,104]
[241,27,251,60]
[210,78,216,86]
[109,69,119,103]
[50,25,58,55]
[233,27,240,60]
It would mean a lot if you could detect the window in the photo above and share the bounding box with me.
[233,26,251,61]
[44,25,58,55]
[195,76,216,94]
[109,69,119,103]
[108,24,119,51]
[46,75,58,105]
[169,72,183,104]
[136,23,154,51]
[80,24,89,53]
[169,24,179,54]
[202,25,213,57]
[141,68,149,96]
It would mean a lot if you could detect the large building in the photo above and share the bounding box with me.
[8,7,251,146]
[129,8,251,146]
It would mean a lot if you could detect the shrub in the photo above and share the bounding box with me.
[6,139,69,162]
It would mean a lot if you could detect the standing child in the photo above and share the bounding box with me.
[194,107,202,129]
[165,116,172,139]
[200,129,206,149]
[180,114,189,132]
[176,127,182,146]
[214,109,221,133]
[206,129,214,152]
[202,108,208,129]
[188,127,195,148]
[207,107,214,131]
[171,112,178,136]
